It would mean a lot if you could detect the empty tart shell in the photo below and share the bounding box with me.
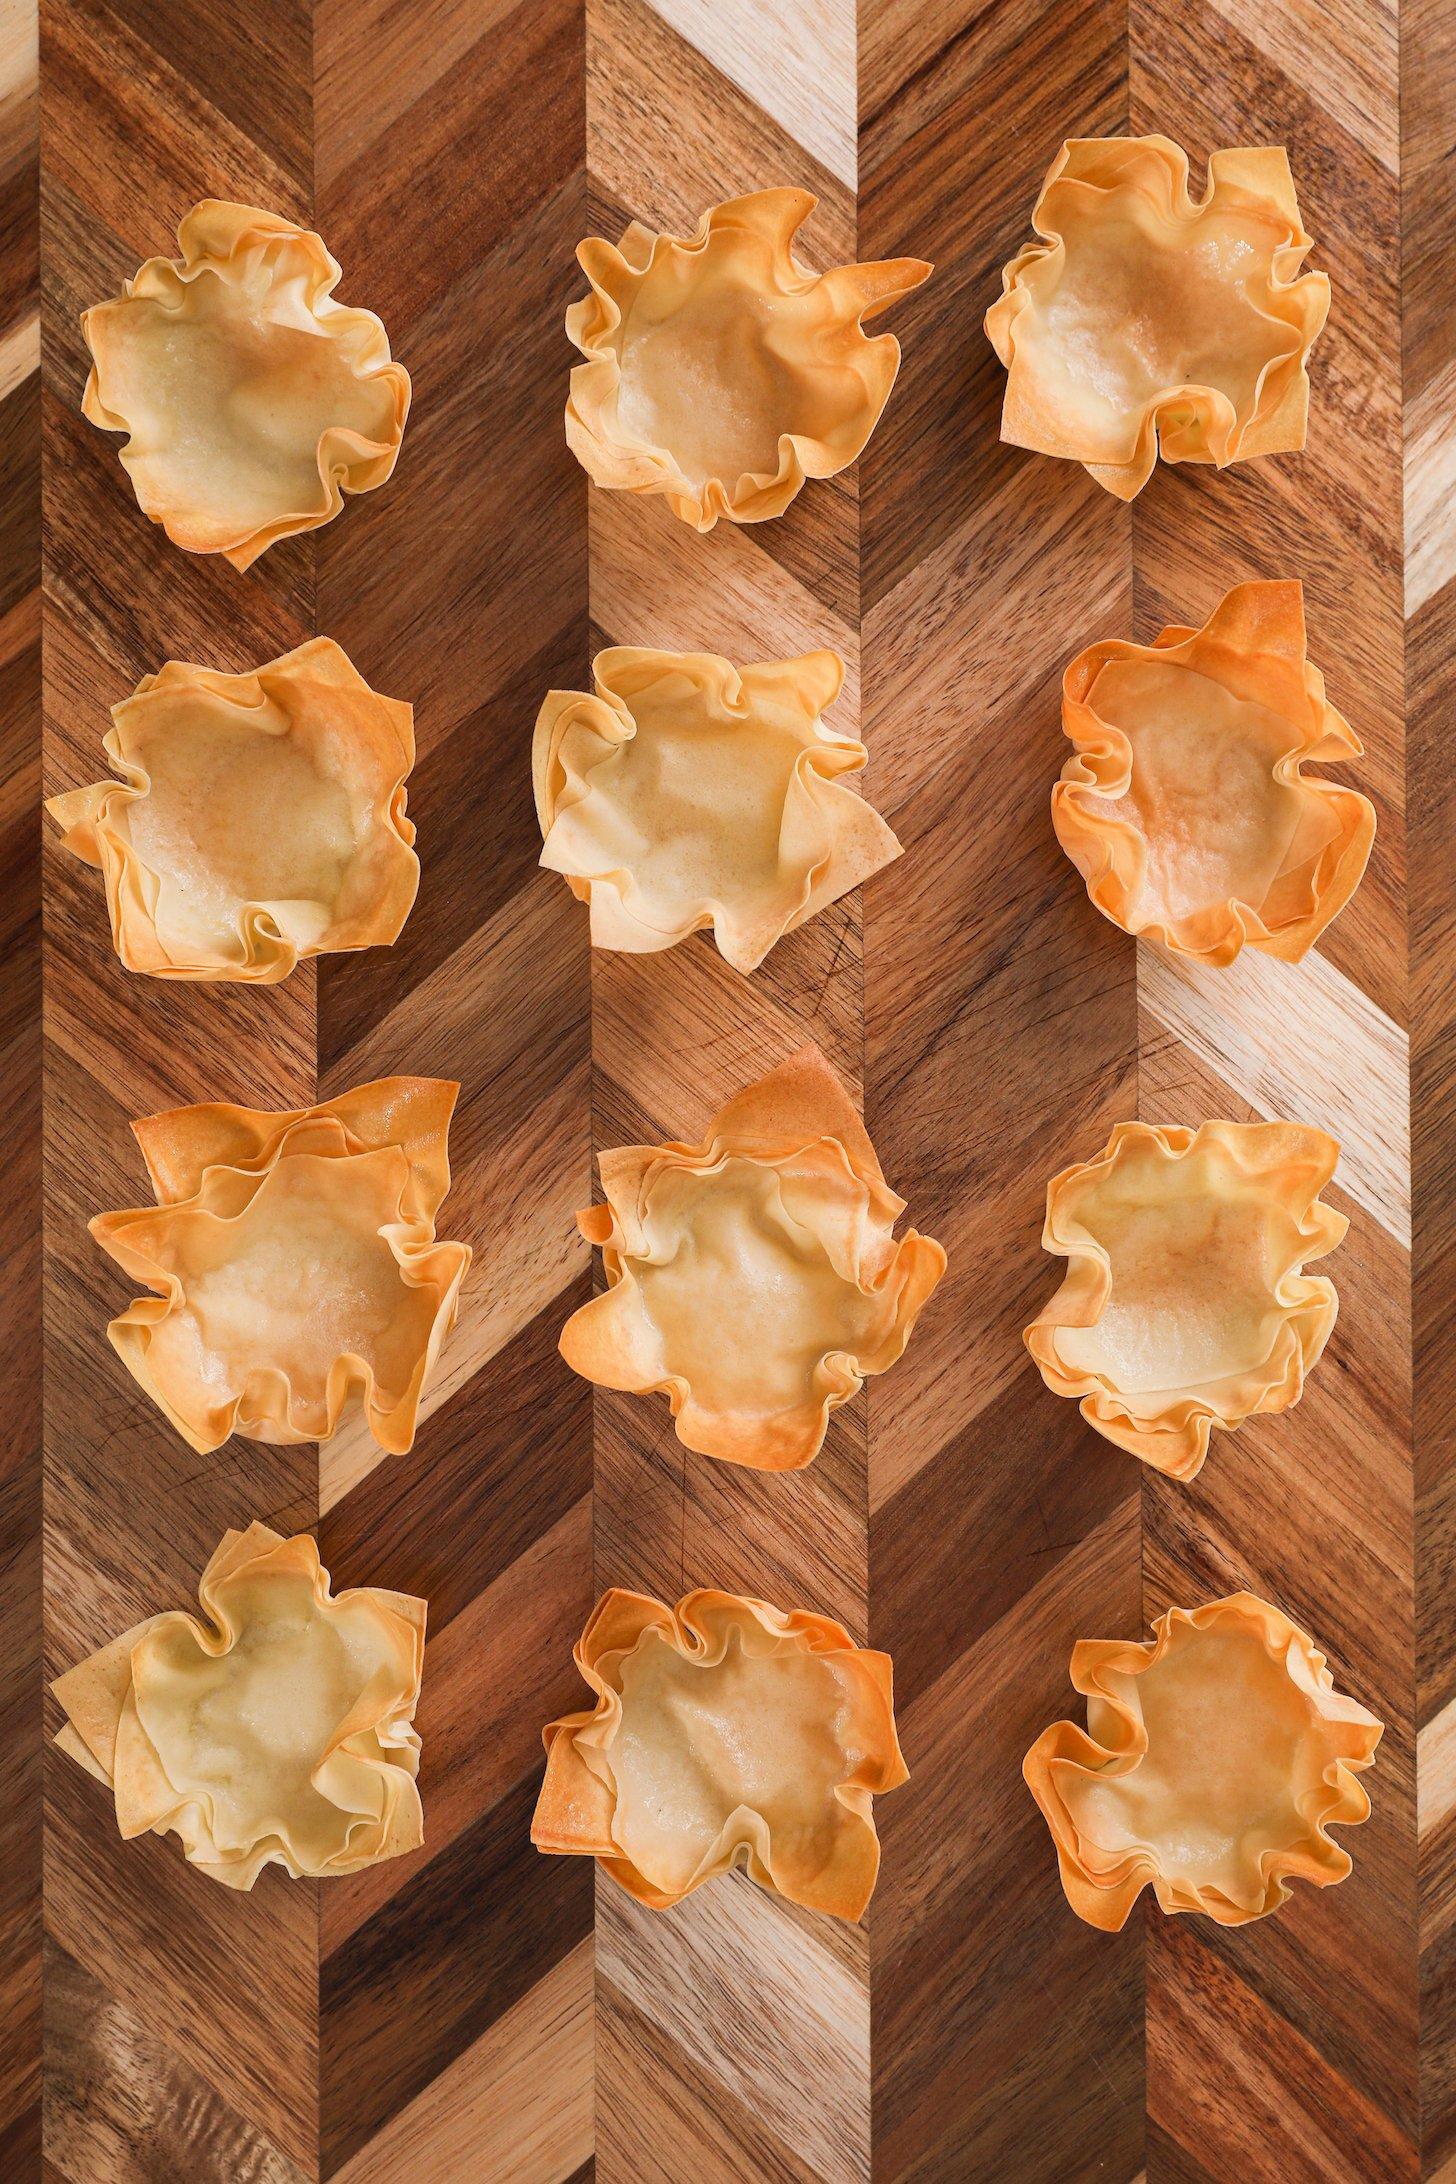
[47,637,418,982]
[82,200,410,568]
[53,1522,426,1888]
[1025,1592,1381,1928]
[1054,580,1373,964]
[91,1077,471,1455]
[566,187,931,529]
[1025,1120,1344,1479]
[532,1586,908,1920]
[559,1045,946,1470]
[534,645,901,972]
[986,137,1329,499]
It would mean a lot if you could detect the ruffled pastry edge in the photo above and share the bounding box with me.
[533,645,902,971]
[532,1585,908,1919]
[52,1522,427,1888]
[1052,581,1374,963]
[82,200,411,569]
[46,637,419,982]
[1023,1591,1382,1929]
[1024,1119,1345,1479]
[89,1078,471,1455]
[558,1045,947,1470]
[565,187,931,530]
[985,137,1330,499]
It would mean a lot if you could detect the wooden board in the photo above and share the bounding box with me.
[5,0,1453,2176]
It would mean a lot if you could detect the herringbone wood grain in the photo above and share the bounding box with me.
[8,0,1452,2177]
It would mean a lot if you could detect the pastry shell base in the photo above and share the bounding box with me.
[532,1586,908,1920]
[90,1078,471,1455]
[534,645,900,972]
[82,200,410,568]
[53,1523,427,1889]
[566,188,930,529]
[1024,1592,1381,1928]
[1025,1119,1344,1477]
[47,638,418,982]
[986,137,1329,499]
[559,1046,946,1470]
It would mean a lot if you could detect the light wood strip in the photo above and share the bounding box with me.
[643,0,856,187]
[599,1873,870,2183]
[335,1939,594,2184]
[1139,941,1411,1247]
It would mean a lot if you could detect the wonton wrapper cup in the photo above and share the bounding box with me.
[91,1078,471,1455]
[82,201,410,568]
[1025,1120,1344,1479]
[47,638,418,982]
[566,188,931,529]
[1024,1593,1381,1929]
[534,645,901,972]
[559,1047,946,1470]
[1054,581,1373,964]
[986,138,1329,499]
[53,1523,426,1888]
[532,1587,907,1920]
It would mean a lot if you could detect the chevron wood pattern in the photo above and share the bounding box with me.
[11,0,1454,2181]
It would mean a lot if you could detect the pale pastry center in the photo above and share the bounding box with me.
[1035,206,1287,430]
[138,1571,393,1859]
[610,1627,856,1893]
[1057,1153,1295,1398]
[126,704,360,955]
[119,265,396,532]
[561,687,802,916]
[629,1157,879,1417]
[1065,1627,1323,1902]
[145,1154,433,1432]
[1090,659,1319,922]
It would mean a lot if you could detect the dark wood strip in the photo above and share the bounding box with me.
[43,1939,308,2184]
[320,1280,592,1640]
[319,1772,592,2174]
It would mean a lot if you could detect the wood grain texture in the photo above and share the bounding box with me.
[20,0,1455,2179]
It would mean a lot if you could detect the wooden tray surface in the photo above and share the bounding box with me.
[3,0,1452,2176]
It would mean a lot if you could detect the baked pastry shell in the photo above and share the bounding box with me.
[82,200,410,568]
[1053,580,1373,964]
[534,644,900,972]
[531,1585,908,1921]
[566,187,930,529]
[47,637,419,982]
[1025,1119,1345,1478]
[90,1078,471,1455]
[1024,1592,1381,1928]
[559,1046,946,1470]
[986,137,1329,499]
[53,1522,427,1888]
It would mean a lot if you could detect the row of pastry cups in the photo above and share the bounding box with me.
[67,1050,1371,1935]
[86,1050,1345,1485]
[47,573,1373,985]
[54,1520,1380,1934]
[82,138,1327,572]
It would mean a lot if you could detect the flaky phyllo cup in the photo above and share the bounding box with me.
[566,188,931,529]
[534,646,901,972]
[53,1523,426,1889]
[1025,1121,1344,1479]
[47,638,418,982]
[1054,581,1374,964]
[559,1047,946,1470]
[91,1078,471,1455]
[82,201,410,568]
[1025,1593,1381,1929]
[986,138,1329,499]
[532,1587,907,1920]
